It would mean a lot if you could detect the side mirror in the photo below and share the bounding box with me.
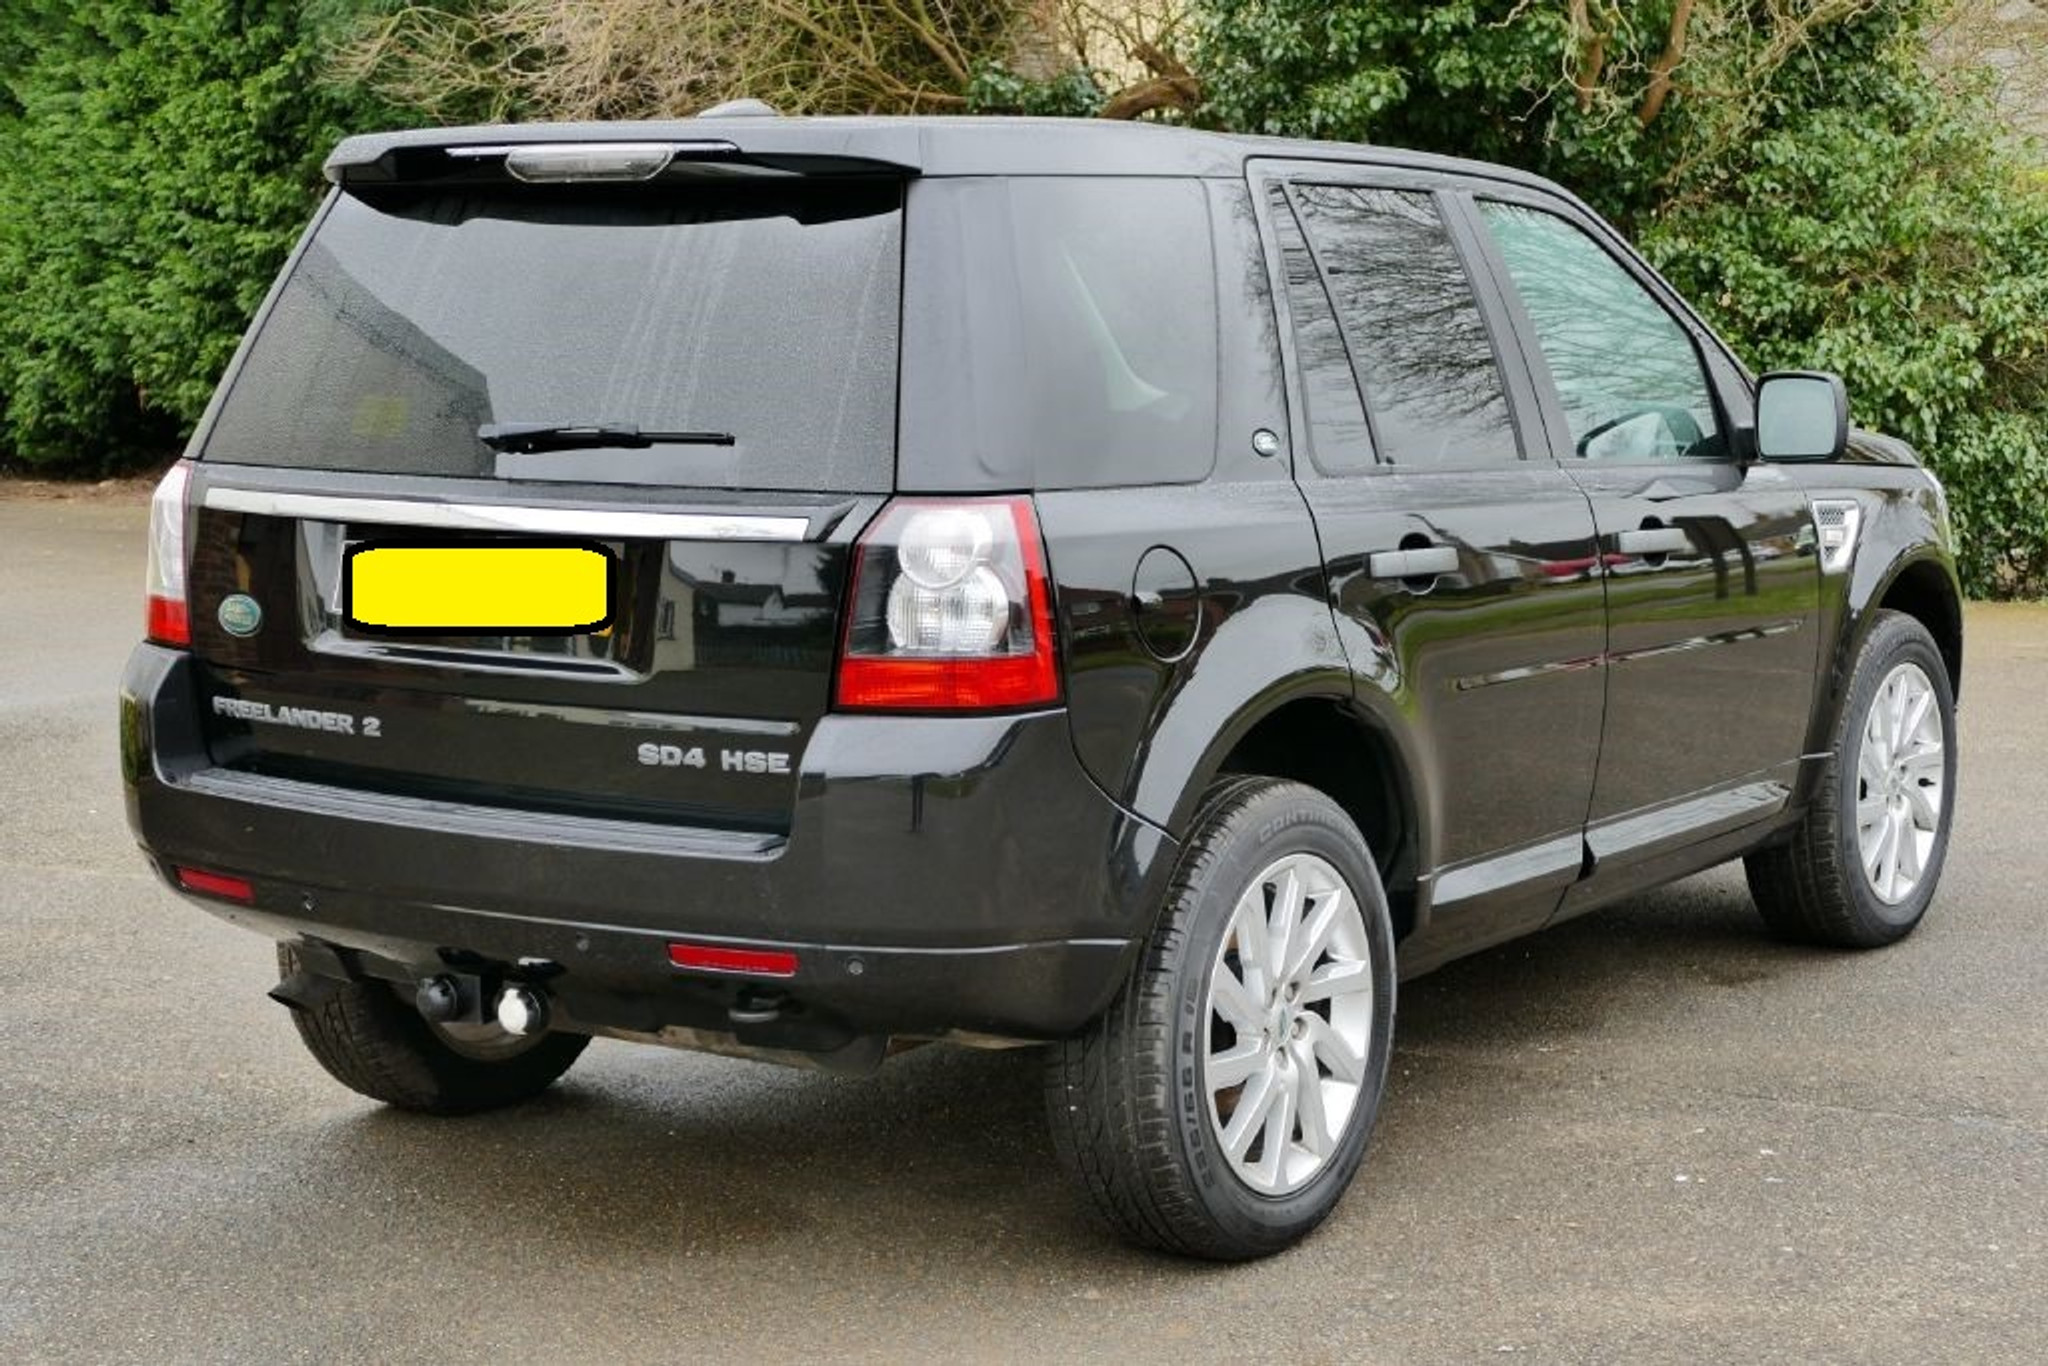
[1755,371,1849,462]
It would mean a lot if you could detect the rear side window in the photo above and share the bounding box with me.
[899,177,1219,491]
[199,181,902,491]
[1265,185,1375,474]
[1288,184,1521,470]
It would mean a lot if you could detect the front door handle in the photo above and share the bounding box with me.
[1615,527,1691,557]
[1368,545,1460,580]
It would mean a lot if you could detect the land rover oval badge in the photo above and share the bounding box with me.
[218,593,263,637]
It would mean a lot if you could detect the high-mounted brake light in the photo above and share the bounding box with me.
[834,497,1061,713]
[504,143,678,183]
[444,141,738,183]
[144,462,193,647]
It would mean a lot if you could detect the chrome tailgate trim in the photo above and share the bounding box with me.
[202,487,811,542]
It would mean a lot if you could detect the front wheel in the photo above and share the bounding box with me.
[1746,609,1958,948]
[1045,778,1396,1260]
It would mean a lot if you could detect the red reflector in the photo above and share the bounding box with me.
[174,866,253,903]
[668,943,799,978]
[146,594,190,648]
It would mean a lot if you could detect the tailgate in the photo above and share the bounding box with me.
[186,475,876,833]
[172,149,908,834]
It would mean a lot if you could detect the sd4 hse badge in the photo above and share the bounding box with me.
[637,743,790,774]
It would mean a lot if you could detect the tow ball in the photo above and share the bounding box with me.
[414,974,551,1037]
[493,983,550,1036]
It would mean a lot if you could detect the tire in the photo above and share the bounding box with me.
[1746,609,1958,949]
[279,945,589,1114]
[1045,777,1397,1260]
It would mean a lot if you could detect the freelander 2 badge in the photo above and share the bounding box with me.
[217,593,263,638]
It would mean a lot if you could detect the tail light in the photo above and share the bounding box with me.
[144,461,194,647]
[834,497,1060,712]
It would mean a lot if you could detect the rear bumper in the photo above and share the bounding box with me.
[121,645,1175,1042]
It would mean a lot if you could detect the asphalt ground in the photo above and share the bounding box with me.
[1,491,2042,1364]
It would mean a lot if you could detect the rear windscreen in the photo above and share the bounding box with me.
[899,177,1219,491]
[198,181,902,491]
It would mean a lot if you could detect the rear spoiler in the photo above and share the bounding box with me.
[326,120,924,186]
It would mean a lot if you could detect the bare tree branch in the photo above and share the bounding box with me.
[1568,0,1606,113]
[1638,0,1694,127]
[332,0,1199,121]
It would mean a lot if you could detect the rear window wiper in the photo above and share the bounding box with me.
[478,422,736,454]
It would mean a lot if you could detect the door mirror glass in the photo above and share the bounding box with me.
[1755,371,1849,462]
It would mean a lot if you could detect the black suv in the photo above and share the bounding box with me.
[122,117,1963,1260]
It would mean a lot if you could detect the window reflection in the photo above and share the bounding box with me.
[1267,185,1374,473]
[1291,185,1521,470]
[1480,203,1723,462]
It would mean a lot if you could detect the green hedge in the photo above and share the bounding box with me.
[0,1,387,473]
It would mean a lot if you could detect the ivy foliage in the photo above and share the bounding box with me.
[1196,1,2048,595]
[966,61,1108,118]
[1640,57,2048,596]
[0,1,389,472]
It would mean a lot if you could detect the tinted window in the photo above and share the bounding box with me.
[201,182,902,491]
[1266,185,1375,474]
[1290,184,1520,469]
[1480,201,1723,461]
[1209,182,1293,474]
[899,177,1218,491]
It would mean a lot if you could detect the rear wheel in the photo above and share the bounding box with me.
[1045,778,1396,1260]
[279,946,588,1114]
[1746,610,1957,948]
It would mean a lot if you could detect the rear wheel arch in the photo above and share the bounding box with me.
[1197,696,1426,945]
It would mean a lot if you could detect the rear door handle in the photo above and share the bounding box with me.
[1368,546,1460,580]
[1615,527,1691,556]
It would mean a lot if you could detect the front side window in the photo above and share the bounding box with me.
[1289,184,1521,470]
[1479,202,1724,462]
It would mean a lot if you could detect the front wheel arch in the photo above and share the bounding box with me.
[1869,556,1963,700]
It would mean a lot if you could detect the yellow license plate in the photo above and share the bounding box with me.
[345,542,615,633]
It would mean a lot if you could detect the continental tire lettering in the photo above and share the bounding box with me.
[1257,808,1344,844]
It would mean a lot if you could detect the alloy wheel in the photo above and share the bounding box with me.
[1202,852,1376,1196]
[1855,661,1947,905]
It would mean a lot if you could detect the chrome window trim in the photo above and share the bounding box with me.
[201,487,811,542]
